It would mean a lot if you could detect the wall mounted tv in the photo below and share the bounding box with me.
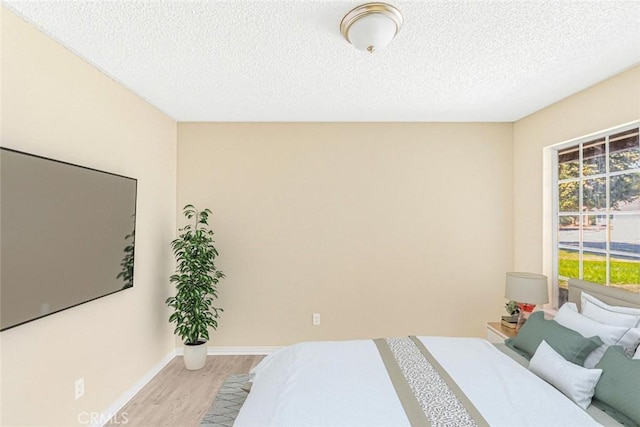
[0,148,137,331]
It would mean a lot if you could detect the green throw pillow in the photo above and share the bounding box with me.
[594,346,640,425]
[504,311,603,365]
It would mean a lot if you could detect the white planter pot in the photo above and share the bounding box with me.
[183,341,207,370]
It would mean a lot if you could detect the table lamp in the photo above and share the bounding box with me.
[505,272,549,330]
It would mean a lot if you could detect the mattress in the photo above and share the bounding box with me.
[234,336,606,427]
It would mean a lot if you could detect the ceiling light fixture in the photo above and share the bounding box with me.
[340,2,403,53]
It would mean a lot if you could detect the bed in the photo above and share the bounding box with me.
[234,279,640,427]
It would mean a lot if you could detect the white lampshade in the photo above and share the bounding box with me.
[340,3,403,53]
[504,272,549,305]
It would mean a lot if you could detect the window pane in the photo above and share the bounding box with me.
[558,215,579,247]
[610,254,640,293]
[583,214,606,251]
[558,147,579,179]
[583,139,606,176]
[559,182,579,212]
[610,214,640,255]
[583,177,606,212]
[610,172,640,211]
[610,128,640,172]
[555,127,640,299]
[583,251,606,284]
[558,248,579,279]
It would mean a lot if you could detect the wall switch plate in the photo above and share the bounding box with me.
[312,313,321,326]
[75,377,84,400]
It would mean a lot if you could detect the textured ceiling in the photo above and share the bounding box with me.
[3,0,640,122]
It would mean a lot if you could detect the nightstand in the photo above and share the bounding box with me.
[486,321,517,343]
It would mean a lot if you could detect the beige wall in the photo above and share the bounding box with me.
[1,8,177,426]
[177,122,513,346]
[513,66,640,303]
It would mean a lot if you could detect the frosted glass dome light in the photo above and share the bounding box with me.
[340,3,403,53]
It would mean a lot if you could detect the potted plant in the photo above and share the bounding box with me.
[166,204,225,370]
[503,300,521,324]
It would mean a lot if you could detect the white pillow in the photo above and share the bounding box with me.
[529,341,602,410]
[581,292,640,327]
[635,346,640,359]
[554,303,640,367]
[563,302,579,312]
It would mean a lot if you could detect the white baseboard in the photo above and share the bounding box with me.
[97,349,176,427]
[175,346,282,356]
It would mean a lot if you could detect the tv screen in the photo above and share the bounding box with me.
[1,148,137,331]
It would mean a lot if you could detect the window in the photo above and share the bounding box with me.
[554,123,640,306]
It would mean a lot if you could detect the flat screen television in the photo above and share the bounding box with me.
[1,147,137,331]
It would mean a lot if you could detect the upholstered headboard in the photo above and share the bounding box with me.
[568,279,640,310]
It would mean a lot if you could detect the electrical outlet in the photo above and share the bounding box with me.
[312,313,321,326]
[75,377,85,400]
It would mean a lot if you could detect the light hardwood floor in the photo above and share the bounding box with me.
[106,355,264,427]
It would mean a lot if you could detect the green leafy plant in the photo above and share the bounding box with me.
[505,300,520,316]
[117,230,135,290]
[166,205,225,345]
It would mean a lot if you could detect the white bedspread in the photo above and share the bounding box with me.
[234,336,601,427]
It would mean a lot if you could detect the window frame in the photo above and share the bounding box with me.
[551,120,640,307]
